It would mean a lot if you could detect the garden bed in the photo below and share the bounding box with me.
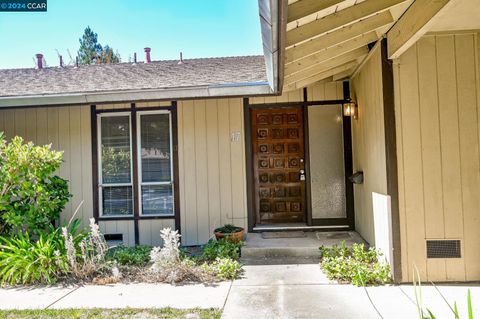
[0,227,244,287]
[0,135,243,288]
[319,241,392,286]
[95,236,244,285]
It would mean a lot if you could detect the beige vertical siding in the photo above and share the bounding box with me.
[138,219,176,246]
[394,32,480,282]
[249,82,343,104]
[250,88,303,104]
[0,106,94,229]
[0,100,244,247]
[177,98,248,246]
[0,82,344,247]
[0,104,173,246]
[350,45,388,245]
[98,220,135,246]
[307,81,344,101]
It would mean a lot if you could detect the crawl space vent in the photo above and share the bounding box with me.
[104,233,123,246]
[426,240,461,258]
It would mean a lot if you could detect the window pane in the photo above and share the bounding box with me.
[141,185,173,215]
[101,116,131,184]
[102,186,133,216]
[140,114,171,182]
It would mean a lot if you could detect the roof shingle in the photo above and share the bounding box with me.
[0,55,267,98]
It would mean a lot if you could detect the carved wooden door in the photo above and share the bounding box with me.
[252,107,306,224]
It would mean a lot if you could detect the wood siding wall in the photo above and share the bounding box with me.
[0,82,344,247]
[0,106,94,229]
[249,82,343,104]
[0,103,187,246]
[177,98,248,246]
[350,45,388,245]
[393,32,480,282]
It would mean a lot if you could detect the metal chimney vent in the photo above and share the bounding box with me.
[426,240,461,258]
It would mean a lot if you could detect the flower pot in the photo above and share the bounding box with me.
[214,227,245,243]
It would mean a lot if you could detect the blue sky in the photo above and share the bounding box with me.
[0,0,262,69]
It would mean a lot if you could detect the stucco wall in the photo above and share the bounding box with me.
[393,32,480,282]
[350,45,388,245]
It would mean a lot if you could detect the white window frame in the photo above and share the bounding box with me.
[97,112,134,218]
[136,110,174,217]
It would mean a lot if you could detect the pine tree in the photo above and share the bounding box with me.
[77,26,120,65]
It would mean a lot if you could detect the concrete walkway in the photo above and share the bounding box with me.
[0,263,478,319]
[0,282,231,310]
[222,262,480,319]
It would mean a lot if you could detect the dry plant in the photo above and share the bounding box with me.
[147,228,216,284]
[62,218,110,279]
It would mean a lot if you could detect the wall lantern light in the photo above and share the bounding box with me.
[343,100,358,119]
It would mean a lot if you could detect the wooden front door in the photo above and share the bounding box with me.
[251,107,306,225]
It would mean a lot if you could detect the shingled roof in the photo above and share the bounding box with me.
[0,55,268,98]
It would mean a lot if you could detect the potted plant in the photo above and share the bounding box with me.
[214,224,245,243]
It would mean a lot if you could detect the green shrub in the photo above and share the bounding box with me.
[206,257,242,280]
[0,231,68,285]
[0,134,71,236]
[201,239,243,261]
[107,245,152,266]
[319,241,391,286]
[0,218,92,286]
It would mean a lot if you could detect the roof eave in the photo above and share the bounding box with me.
[0,82,273,108]
[258,0,287,94]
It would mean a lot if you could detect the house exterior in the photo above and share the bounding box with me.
[0,0,479,284]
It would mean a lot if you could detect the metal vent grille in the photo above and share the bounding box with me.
[426,240,461,258]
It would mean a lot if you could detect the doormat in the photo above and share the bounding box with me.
[262,231,306,239]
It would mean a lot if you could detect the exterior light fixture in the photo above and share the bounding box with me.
[343,100,357,119]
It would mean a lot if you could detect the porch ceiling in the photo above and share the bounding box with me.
[283,0,413,92]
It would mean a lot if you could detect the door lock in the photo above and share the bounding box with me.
[299,169,306,181]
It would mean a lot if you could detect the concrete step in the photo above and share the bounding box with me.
[241,231,365,258]
[240,256,320,265]
[241,246,320,258]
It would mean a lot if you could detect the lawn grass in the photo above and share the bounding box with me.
[0,308,221,319]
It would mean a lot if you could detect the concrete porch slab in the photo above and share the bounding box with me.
[241,231,365,258]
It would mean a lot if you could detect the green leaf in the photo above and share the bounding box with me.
[426,309,436,319]
[468,289,473,319]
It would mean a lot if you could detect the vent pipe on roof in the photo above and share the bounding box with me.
[59,55,64,67]
[35,53,43,69]
[144,47,151,63]
[178,52,184,65]
[133,52,137,64]
[75,56,79,68]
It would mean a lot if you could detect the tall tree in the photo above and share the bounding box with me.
[77,26,120,65]
[100,45,120,64]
